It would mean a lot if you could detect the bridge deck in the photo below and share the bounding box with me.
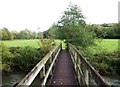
[48,50,79,86]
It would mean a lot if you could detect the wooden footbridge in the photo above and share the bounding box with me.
[16,43,111,87]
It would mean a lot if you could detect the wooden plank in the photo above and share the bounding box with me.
[48,51,79,85]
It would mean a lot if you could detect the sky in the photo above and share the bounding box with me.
[0,0,119,32]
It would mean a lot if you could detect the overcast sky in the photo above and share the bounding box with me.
[0,0,119,32]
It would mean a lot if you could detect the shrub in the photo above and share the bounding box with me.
[0,43,12,72]
[18,46,43,71]
[1,42,44,72]
[89,51,119,75]
[2,63,11,72]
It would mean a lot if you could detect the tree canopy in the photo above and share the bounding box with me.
[57,3,96,48]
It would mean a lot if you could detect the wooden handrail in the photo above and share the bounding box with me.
[17,43,62,86]
[68,43,111,87]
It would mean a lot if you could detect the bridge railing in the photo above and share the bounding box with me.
[17,43,62,87]
[68,43,111,87]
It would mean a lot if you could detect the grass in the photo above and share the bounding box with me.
[2,39,40,48]
[1,39,118,53]
[96,39,118,52]
[87,39,118,54]
[2,39,61,48]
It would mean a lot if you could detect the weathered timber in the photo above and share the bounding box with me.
[17,43,62,86]
[48,50,79,86]
[68,43,111,87]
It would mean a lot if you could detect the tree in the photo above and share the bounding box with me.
[18,29,34,39]
[57,3,96,48]
[46,23,59,39]
[1,28,12,40]
[37,32,43,39]
[58,3,86,27]
[11,31,19,39]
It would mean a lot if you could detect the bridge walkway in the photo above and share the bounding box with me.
[16,43,111,87]
[48,50,79,86]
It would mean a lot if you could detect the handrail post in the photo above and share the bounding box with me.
[43,65,46,77]
[85,69,89,86]
[61,43,62,50]
[77,55,81,83]
[74,52,77,71]
[50,56,53,75]
[40,65,46,79]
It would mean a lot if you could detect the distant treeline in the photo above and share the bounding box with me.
[0,23,120,40]
[0,28,43,40]
[92,23,120,39]
[45,23,120,39]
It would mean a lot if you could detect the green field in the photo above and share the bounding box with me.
[1,39,61,48]
[1,39,118,52]
[87,39,118,54]
[96,39,118,52]
[2,39,40,48]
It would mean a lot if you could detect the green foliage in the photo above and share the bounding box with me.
[1,28,13,40]
[1,42,44,72]
[2,64,11,72]
[105,23,119,38]
[18,46,43,71]
[18,29,37,39]
[91,23,120,39]
[43,23,59,39]
[80,39,119,75]
[37,32,43,39]
[89,51,120,75]
[0,43,12,72]
[40,37,55,55]
[57,3,96,48]
[65,26,96,48]
[58,3,85,27]
[0,28,43,40]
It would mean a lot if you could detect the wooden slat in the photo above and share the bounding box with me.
[48,51,79,85]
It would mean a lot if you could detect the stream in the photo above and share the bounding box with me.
[2,71,120,86]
